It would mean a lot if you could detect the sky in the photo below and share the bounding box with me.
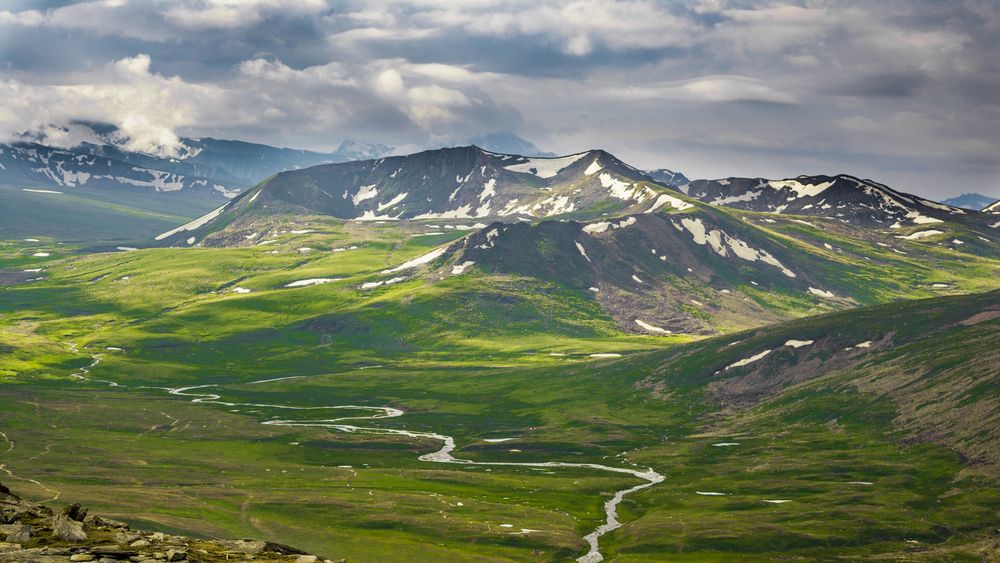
[1,0,998,199]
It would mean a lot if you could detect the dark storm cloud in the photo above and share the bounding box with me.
[0,0,997,198]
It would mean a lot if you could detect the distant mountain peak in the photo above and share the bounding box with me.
[334,138,392,161]
[941,192,999,211]
[645,168,690,188]
[19,120,126,151]
[464,133,555,157]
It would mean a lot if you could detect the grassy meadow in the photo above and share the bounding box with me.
[1,214,998,561]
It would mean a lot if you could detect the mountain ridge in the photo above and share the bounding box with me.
[2,121,394,204]
[153,144,693,246]
[678,173,978,227]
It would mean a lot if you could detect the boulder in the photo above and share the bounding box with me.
[0,524,30,543]
[52,504,88,542]
[219,540,267,555]
[93,516,130,530]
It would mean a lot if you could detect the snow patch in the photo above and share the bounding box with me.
[575,241,591,262]
[582,216,636,234]
[451,261,475,275]
[710,191,760,206]
[414,205,474,220]
[599,173,637,200]
[155,202,228,241]
[503,153,586,178]
[895,229,943,240]
[377,192,408,211]
[726,349,772,370]
[906,211,942,224]
[352,184,378,205]
[646,193,693,212]
[784,339,814,348]
[361,276,406,289]
[768,179,834,199]
[22,188,63,194]
[724,234,796,277]
[479,178,496,201]
[680,217,727,256]
[285,278,341,288]
[357,210,399,221]
[635,319,670,334]
[382,247,447,273]
[808,287,836,299]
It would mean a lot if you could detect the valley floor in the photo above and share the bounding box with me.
[1,227,998,561]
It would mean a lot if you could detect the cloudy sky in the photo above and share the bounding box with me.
[1,0,998,198]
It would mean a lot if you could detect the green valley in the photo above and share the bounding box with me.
[2,186,998,560]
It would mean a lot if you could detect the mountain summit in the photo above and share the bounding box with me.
[679,174,968,227]
[155,145,692,245]
[941,192,998,211]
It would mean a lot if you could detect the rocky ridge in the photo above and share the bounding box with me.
[0,483,331,563]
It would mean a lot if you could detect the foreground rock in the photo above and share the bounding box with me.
[0,482,335,563]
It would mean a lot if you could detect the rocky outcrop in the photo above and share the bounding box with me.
[52,504,88,542]
[0,482,335,563]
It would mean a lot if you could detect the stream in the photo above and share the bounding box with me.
[65,359,664,562]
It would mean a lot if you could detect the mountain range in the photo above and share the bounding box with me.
[146,144,998,337]
[2,121,393,202]
[3,138,999,563]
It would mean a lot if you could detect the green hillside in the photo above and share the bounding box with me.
[0,182,210,244]
[1,213,997,560]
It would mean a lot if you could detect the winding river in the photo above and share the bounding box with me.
[70,362,664,562]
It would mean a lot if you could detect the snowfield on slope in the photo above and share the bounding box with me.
[503,153,587,178]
